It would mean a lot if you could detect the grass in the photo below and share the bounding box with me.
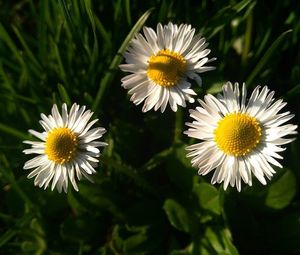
[0,0,300,254]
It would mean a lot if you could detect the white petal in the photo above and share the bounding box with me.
[51,104,64,127]
[28,129,46,141]
[67,163,79,192]
[51,164,62,191]
[62,103,68,126]
[24,155,48,169]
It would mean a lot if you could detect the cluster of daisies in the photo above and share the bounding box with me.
[23,22,297,193]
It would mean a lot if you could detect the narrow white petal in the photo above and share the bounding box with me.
[24,155,48,169]
[28,129,46,141]
[62,103,68,126]
[51,164,62,191]
[51,104,64,127]
[67,164,79,192]
[23,148,45,155]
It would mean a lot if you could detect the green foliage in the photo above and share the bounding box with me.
[0,0,299,254]
[265,169,296,209]
[194,183,221,215]
[164,199,190,233]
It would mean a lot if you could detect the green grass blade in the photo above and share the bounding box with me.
[286,83,300,98]
[233,0,253,12]
[57,83,71,105]
[241,11,253,65]
[205,0,255,39]
[0,212,35,247]
[92,8,154,111]
[0,23,24,65]
[84,0,99,75]
[246,29,292,85]
[158,0,170,22]
[125,0,132,25]
[253,29,271,60]
[113,0,122,22]
[58,0,85,56]
[12,25,42,71]
[0,229,17,247]
[38,0,47,61]
[0,93,37,105]
[94,16,111,49]
[0,61,15,93]
[0,123,29,140]
[0,156,33,208]
[27,0,38,17]
[51,38,68,86]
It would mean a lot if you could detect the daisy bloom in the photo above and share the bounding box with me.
[23,103,107,193]
[184,82,297,191]
[119,22,216,113]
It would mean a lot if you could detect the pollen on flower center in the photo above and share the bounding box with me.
[147,49,186,87]
[214,113,262,157]
[45,127,78,164]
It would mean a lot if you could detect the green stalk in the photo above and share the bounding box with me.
[174,107,183,143]
[242,11,253,65]
[92,8,154,112]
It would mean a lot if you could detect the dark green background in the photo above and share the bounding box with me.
[0,0,300,254]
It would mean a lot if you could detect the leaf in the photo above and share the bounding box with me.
[194,183,221,215]
[207,82,224,94]
[98,246,115,255]
[200,227,239,255]
[265,169,296,209]
[123,230,150,254]
[170,250,190,255]
[111,223,164,254]
[163,199,190,233]
[111,225,126,252]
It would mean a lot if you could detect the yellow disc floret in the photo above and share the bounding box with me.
[45,127,78,164]
[147,49,186,87]
[214,113,262,157]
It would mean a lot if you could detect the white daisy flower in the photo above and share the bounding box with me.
[119,22,216,113]
[23,103,107,193]
[184,82,297,191]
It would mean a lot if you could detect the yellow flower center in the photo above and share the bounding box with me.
[45,127,78,164]
[214,113,262,157]
[147,49,186,87]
